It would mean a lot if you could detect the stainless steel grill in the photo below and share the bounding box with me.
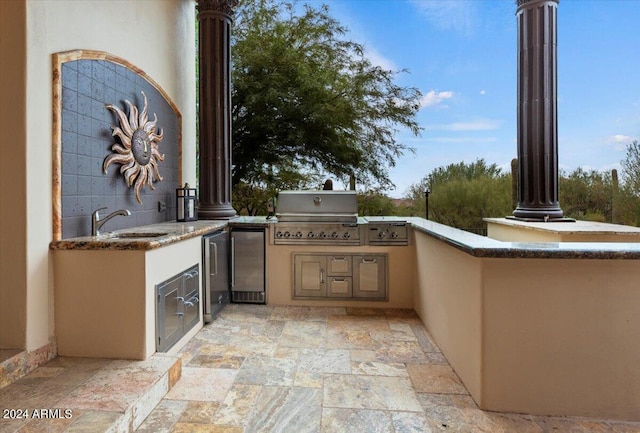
[272,191,409,246]
[276,190,358,223]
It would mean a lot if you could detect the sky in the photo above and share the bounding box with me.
[304,0,640,197]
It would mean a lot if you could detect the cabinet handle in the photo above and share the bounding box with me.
[184,270,198,279]
[185,296,199,306]
[333,256,346,261]
[361,258,377,263]
[320,268,325,284]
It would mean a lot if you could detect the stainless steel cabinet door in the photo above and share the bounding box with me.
[353,255,387,300]
[231,229,265,293]
[294,255,327,298]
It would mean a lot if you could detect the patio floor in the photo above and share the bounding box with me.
[1,304,639,432]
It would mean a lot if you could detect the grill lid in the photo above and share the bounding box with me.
[276,190,358,223]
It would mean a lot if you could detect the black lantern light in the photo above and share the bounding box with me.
[176,183,197,222]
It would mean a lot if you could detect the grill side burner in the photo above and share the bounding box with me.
[365,222,410,246]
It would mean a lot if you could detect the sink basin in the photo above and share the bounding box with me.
[109,232,169,239]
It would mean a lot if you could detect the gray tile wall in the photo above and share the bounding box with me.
[61,60,180,238]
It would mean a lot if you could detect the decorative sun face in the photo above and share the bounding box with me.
[104,91,165,203]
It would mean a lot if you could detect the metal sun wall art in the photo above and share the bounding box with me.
[104,91,165,204]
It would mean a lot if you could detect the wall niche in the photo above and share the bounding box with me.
[52,50,182,240]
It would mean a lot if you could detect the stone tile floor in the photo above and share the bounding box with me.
[139,305,638,433]
[1,304,639,433]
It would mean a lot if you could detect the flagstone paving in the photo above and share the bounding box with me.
[2,304,640,432]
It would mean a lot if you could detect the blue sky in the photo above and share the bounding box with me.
[307,0,640,197]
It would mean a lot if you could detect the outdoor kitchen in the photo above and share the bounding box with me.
[3,0,640,431]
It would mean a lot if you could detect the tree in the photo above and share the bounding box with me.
[621,140,640,196]
[357,190,397,216]
[231,0,422,191]
[405,159,511,231]
[559,168,614,222]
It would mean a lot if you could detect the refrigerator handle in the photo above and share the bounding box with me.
[204,239,211,285]
[230,236,235,288]
[213,242,218,276]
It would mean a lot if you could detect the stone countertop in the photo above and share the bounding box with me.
[409,217,640,259]
[49,218,268,251]
[50,215,640,259]
[484,217,640,236]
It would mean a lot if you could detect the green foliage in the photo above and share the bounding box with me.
[405,159,511,231]
[231,0,422,190]
[621,140,640,196]
[559,168,614,221]
[557,167,640,226]
[357,190,397,216]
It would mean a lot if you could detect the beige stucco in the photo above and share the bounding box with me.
[0,0,197,351]
[266,240,416,309]
[482,258,640,420]
[413,227,640,421]
[0,0,28,349]
[54,237,202,359]
[413,231,483,400]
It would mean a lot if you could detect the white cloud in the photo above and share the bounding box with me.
[409,0,476,36]
[365,46,397,72]
[427,119,502,131]
[609,134,634,143]
[480,89,486,95]
[420,90,455,108]
[608,134,636,151]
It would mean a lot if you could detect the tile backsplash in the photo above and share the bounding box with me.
[60,59,180,238]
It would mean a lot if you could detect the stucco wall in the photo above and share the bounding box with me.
[0,0,196,351]
[413,226,640,421]
[0,0,28,349]
[482,258,640,420]
[413,231,483,401]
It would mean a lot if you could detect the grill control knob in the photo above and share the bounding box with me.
[284,231,291,238]
[318,232,326,238]
[295,231,303,238]
[331,232,339,239]
[308,232,315,238]
[343,232,351,239]
[377,231,386,239]
[391,232,398,239]
[276,231,283,238]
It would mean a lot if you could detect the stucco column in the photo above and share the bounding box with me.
[513,0,564,220]
[197,0,237,219]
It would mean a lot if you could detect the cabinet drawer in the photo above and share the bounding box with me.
[327,256,351,276]
[328,277,352,297]
[183,288,200,332]
[156,264,200,353]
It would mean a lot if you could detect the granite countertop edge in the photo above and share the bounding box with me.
[50,216,640,259]
[409,218,640,260]
[49,217,274,251]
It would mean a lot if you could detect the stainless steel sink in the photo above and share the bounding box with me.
[109,232,169,239]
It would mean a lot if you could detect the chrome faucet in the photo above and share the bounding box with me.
[91,207,131,236]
